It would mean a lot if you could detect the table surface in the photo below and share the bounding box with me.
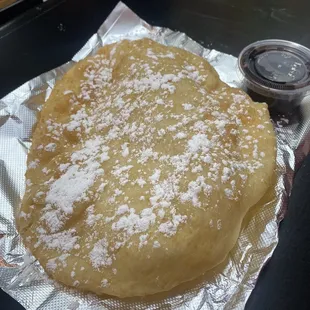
[1,0,310,309]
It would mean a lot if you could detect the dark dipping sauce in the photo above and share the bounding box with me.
[238,40,310,115]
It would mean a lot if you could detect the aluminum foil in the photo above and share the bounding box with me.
[1,1,310,309]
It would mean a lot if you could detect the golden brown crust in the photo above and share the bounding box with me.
[18,38,276,297]
[0,0,16,9]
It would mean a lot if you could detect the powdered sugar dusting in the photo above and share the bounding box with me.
[90,238,113,268]
[21,38,272,289]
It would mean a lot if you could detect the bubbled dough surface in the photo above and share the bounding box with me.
[18,39,276,298]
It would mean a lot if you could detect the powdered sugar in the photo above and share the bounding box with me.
[158,214,187,236]
[174,132,187,139]
[116,204,130,215]
[101,279,109,287]
[153,240,161,248]
[46,163,103,216]
[187,134,211,153]
[36,229,79,252]
[44,143,57,152]
[90,238,113,268]
[111,208,156,235]
[182,103,194,110]
[121,143,129,157]
[179,176,212,207]
[22,39,271,286]
[28,159,40,169]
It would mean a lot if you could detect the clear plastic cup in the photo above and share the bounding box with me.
[237,39,310,114]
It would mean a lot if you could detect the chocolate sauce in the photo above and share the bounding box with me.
[238,40,310,115]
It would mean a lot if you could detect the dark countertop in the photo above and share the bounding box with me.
[1,0,310,309]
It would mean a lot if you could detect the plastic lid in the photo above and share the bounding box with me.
[238,39,310,98]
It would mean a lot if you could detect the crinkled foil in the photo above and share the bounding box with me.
[1,2,310,309]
